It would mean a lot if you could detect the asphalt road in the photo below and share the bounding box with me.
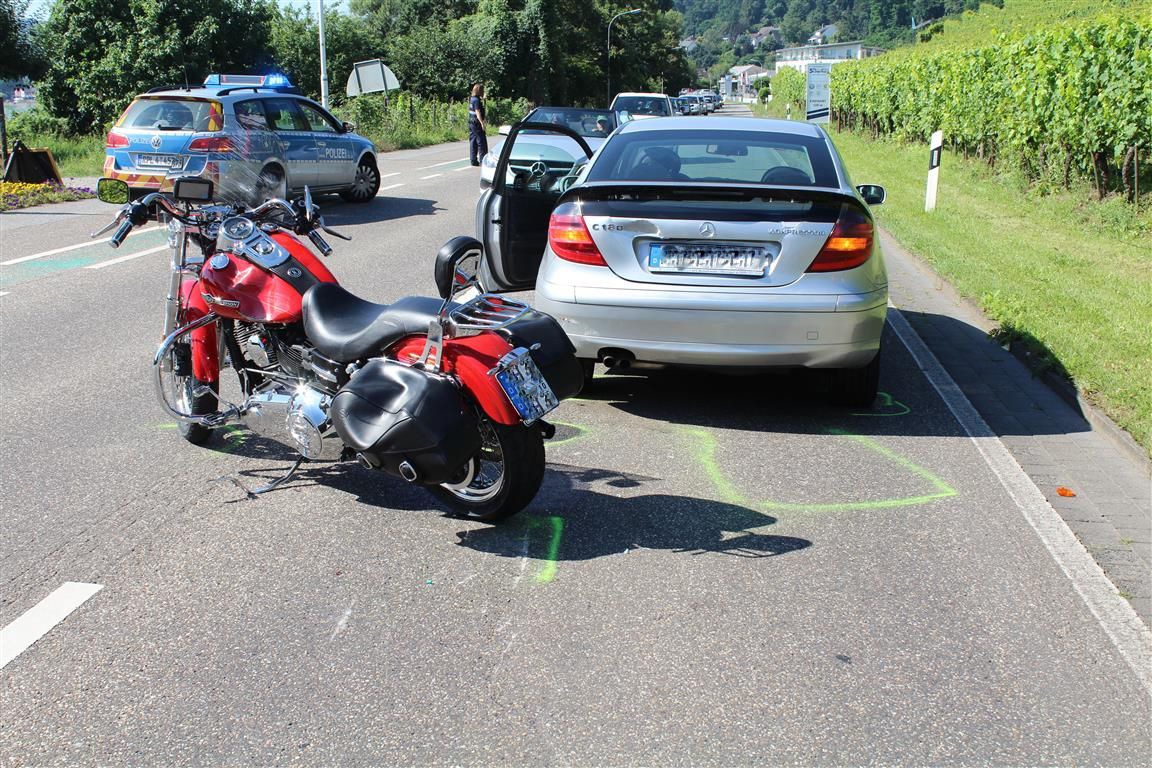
[1,122,1150,765]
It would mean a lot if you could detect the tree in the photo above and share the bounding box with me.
[270,6,381,104]
[1,0,46,80]
[38,0,276,134]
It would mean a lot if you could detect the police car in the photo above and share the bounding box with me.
[103,74,380,204]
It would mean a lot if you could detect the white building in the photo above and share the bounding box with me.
[728,64,773,99]
[774,40,885,73]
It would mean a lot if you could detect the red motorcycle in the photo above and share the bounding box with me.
[92,177,583,521]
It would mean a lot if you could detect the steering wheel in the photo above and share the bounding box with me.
[760,166,813,185]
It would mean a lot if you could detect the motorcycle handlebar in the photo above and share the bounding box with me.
[109,218,135,248]
[307,228,333,256]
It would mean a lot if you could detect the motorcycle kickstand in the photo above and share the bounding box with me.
[244,455,307,498]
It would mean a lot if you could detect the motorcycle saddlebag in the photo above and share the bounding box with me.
[329,360,481,485]
[497,309,584,400]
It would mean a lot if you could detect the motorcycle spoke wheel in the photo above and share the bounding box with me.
[162,347,217,445]
[431,418,544,523]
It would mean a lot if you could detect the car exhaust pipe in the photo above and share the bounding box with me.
[599,349,635,371]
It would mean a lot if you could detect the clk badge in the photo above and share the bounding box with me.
[699,222,716,238]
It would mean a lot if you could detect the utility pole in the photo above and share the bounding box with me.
[607,9,642,106]
[318,0,330,108]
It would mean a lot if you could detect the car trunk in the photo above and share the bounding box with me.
[566,184,859,288]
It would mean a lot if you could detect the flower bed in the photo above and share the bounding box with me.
[0,181,96,212]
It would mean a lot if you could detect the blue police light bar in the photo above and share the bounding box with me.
[203,74,294,89]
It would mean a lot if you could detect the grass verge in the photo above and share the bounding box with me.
[826,127,1151,454]
[4,134,106,178]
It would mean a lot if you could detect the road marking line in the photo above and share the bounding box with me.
[888,308,1152,695]
[84,244,169,270]
[420,173,443,180]
[380,172,401,179]
[0,291,9,297]
[1,226,160,266]
[454,165,475,172]
[379,183,405,192]
[418,158,466,170]
[1,582,103,669]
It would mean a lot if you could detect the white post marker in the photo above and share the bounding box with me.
[1,582,103,669]
[805,63,831,123]
[925,130,943,212]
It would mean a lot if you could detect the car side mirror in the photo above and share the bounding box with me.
[96,178,130,205]
[434,236,483,299]
[857,184,885,205]
[341,121,356,133]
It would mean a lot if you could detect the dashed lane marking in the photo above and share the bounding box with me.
[420,173,443,180]
[1,226,160,266]
[85,244,169,270]
[379,183,405,192]
[380,172,401,179]
[0,582,104,669]
[417,158,467,170]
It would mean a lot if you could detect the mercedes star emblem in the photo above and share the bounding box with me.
[529,161,548,178]
[699,222,716,238]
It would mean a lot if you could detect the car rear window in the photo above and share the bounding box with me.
[612,97,671,117]
[587,129,839,187]
[119,98,220,131]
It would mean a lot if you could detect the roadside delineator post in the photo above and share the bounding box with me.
[925,130,943,212]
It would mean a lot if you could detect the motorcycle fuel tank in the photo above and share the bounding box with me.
[199,227,337,323]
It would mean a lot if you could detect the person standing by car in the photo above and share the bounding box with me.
[468,83,488,166]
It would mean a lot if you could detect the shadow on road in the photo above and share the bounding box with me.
[316,195,443,226]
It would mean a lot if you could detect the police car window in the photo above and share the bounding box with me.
[233,100,269,131]
[122,99,211,131]
[263,99,306,132]
[299,102,337,133]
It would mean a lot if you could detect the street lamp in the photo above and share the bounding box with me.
[317,0,330,108]
[607,8,642,106]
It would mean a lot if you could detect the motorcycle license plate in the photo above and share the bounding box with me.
[493,347,558,425]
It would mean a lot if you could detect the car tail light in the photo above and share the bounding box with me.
[188,136,234,152]
[807,204,874,272]
[548,203,607,266]
[105,131,129,148]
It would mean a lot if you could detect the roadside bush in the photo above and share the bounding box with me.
[770,68,805,111]
[334,93,532,150]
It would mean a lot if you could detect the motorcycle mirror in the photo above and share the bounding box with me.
[96,178,130,205]
[434,236,483,300]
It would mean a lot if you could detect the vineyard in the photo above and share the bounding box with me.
[829,16,1151,202]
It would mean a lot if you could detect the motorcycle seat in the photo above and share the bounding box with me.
[302,283,448,363]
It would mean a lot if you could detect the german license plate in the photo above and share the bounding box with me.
[136,154,183,169]
[648,243,768,276]
[493,347,558,425]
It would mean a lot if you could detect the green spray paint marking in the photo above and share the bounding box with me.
[521,515,565,584]
[852,391,911,417]
[683,426,956,514]
[216,426,247,455]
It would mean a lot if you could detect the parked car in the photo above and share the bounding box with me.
[103,73,380,204]
[609,92,676,119]
[683,95,704,115]
[473,116,889,405]
[479,106,617,187]
[672,97,691,116]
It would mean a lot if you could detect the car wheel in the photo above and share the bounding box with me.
[828,350,881,407]
[256,166,286,203]
[341,157,380,203]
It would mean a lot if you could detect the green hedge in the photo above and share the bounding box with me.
[770,67,806,111]
[830,17,1152,201]
[334,93,532,150]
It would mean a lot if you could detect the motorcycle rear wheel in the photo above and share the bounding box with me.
[431,417,545,523]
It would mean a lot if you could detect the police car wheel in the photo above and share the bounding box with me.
[256,166,286,203]
[341,157,380,203]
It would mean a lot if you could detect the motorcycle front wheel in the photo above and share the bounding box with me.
[431,417,545,523]
[163,343,218,446]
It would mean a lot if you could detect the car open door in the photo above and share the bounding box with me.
[478,122,593,292]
